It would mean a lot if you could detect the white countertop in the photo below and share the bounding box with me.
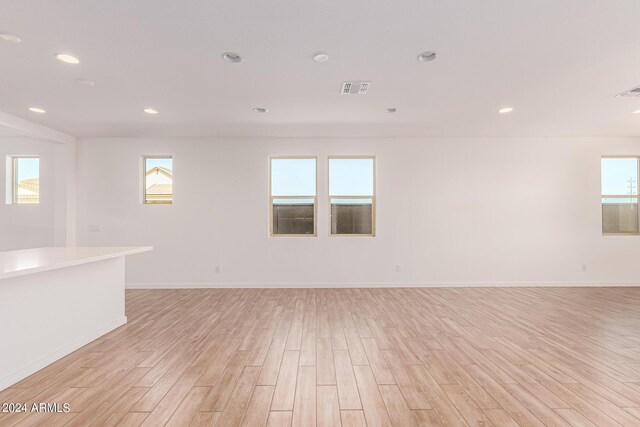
[0,247,153,280]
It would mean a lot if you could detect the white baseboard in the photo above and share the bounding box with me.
[126,281,640,289]
[0,316,127,391]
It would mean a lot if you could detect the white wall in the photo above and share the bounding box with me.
[0,137,75,251]
[76,136,640,287]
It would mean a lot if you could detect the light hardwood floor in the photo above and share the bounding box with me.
[1,287,640,426]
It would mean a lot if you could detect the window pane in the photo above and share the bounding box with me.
[15,157,39,204]
[329,158,374,196]
[331,198,373,235]
[272,198,315,235]
[145,157,172,203]
[602,198,638,234]
[271,158,316,196]
[602,158,637,195]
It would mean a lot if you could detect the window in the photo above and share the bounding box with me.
[269,157,317,236]
[602,157,639,234]
[329,156,375,236]
[6,156,39,204]
[143,156,173,204]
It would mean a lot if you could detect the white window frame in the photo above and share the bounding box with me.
[601,155,639,236]
[6,155,40,205]
[269,156,318,237]
[328,155,376,237]
[142,155,173,205]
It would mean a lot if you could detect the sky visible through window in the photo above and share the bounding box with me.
[602,158,637,196]
[329,158,374,196]
[16,158,39,183]
[145,158,172,172]
[271,158,316,196]
[270,158,374,204]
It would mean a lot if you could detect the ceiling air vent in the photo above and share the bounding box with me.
[616,86,640,97]
[341,81,370,95]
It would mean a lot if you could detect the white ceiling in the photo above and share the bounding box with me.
[1,0,640,138]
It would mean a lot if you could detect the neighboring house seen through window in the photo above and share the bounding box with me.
[7,156,39,204]
[143,156,173,204]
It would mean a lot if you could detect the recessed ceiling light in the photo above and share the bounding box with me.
[28,107,46,113]
[222,52,242,63]
[386,108,397,113]
[633,110,640,114]
[253,107,268,113]
[0,33,21,43]
[55,53,80,64]
[143,108,159,114]
[76,79,94,86]
[313,52,329,62]
[417,51,437,62]
[498,106,514,114]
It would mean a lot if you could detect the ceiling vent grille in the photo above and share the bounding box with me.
[616,86,640,97]
[341,81,370,95]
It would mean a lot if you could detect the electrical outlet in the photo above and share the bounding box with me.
[88,224,101,232]
[215,265,221,274]
[581,264,587,272]
[395,265,402,273]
